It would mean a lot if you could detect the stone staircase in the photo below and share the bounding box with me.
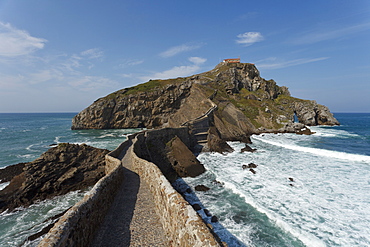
[191,116,210,145]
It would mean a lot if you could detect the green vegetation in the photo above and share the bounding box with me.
[104,77,188,100]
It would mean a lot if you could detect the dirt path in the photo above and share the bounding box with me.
[91,142,169,247]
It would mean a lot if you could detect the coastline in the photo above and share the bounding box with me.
[2,113,370,246]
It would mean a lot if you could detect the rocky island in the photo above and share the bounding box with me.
[72,61,338,137]
[1,61,340,246]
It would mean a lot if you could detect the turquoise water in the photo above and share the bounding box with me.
[0,113,369,246]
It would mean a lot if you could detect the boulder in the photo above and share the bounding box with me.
[296,127,315,135]
[204,208,212,217]
[211,215,218,223]
[192,203,201,211]
[241,144,257,153]
[242,163,257,169]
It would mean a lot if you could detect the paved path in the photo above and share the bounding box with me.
[91,141,169,247]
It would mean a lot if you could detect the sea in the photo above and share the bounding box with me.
[0,113,369,246]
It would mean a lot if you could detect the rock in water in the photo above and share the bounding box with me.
[0,143,109,213]
[241,144,257,153]
[195,185,210,192]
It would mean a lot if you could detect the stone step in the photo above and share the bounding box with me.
[192,127,209,133]
[194,132,208,136]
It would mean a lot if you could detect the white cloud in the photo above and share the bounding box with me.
[257,57,329,69]
[160,43,203,58]
[118,59,144,68]
[188,56,207,65]
[0,22,47,57]
[80,48,103,59]
[290,22,370,45]
[236,32,264,46]
[67,76,118,91]
[29,69,64,84]
[140,57,207,81]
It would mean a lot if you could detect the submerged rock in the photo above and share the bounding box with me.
[195,185,210,192]
[242,163,258,169]
[241,144,257,153]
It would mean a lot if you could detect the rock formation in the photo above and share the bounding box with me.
[0,143,109,213]
[166,136,206,177]
[0,162,25,183]
[71,62,339,144]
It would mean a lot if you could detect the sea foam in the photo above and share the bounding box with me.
[252,135,370,163]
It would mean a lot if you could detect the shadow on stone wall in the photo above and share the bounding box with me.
[91,166,140,246]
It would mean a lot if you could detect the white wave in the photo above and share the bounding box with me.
[54,136,61,143]
[0,190,85,246]
[310,126,360,138]
[16,154,34,159]
[221,181,326,247]
[97,133,115,138]
[0,182,10,191]
[253,135,370,163]
[26,144,35,151]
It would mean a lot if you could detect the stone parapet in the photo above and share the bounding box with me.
[131,134,220,246]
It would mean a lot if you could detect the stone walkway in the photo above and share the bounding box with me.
[91,142,169,247]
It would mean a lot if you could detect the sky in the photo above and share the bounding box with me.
[0,0,369,113]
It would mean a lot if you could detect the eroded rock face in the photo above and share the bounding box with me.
[0,143,109,213]
[166,136,205,177]
[0,163,25,183]
[72,81,192,130]
[294,101,339,126]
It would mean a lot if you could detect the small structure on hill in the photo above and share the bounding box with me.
[223,58,240,64]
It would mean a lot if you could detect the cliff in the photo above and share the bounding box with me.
[72,62,339,141]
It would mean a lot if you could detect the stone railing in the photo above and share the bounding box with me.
[181,99,217,127]
[131,133,221,247]
[38,140,130,247]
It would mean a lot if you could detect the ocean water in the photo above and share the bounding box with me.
[181,113,370,246]
[1,113,369,246]
[0,113,140,246]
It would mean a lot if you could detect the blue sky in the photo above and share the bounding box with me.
[0,0,369,113]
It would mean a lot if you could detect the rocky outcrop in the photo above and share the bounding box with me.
[166,136,205,177]
[72,81,193,129]
[293,101,339,126]
[207,126,234,153]
[0,143,109,213]
[71,62,339,141]
[0,162,25,183]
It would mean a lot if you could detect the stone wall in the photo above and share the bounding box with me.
[38,140,129,247]
[39,130,221,247]
[131,134,221,247]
